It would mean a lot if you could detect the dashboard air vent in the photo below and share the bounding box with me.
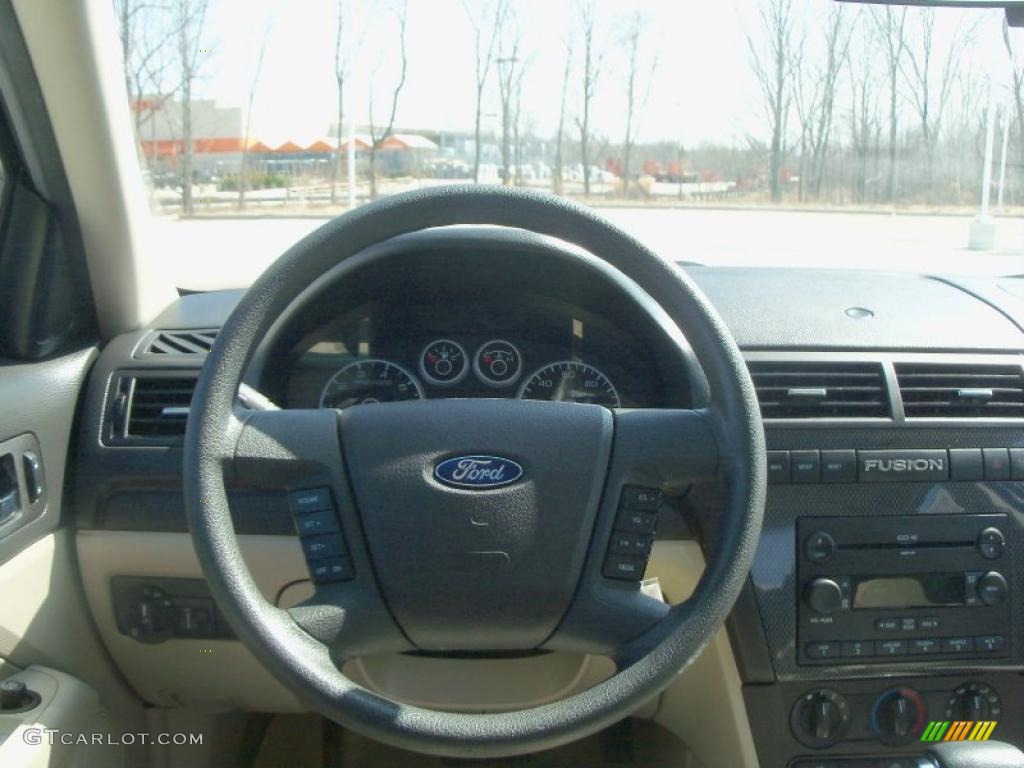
[895,362,1024,418]
[748,361,890,419]
[142,329,218,355]
[112,373,199,442]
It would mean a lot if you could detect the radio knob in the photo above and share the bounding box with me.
[804,578,843,614]
[790,689,850,747]
[977,571,1008,606]
[872,687,925,745]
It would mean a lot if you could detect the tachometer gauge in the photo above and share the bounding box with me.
[518,361,621,407]
[419,339,469,386]
[319,359,424,409]
[473,340,523,387]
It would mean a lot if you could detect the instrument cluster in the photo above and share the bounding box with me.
[281,297,674,411]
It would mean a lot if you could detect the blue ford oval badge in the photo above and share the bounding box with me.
[434,455,523,489]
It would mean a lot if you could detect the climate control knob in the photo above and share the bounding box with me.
[946,682,1001,723]
[872,687,925,745]
[790,688,850,748]
[804,578,843,615]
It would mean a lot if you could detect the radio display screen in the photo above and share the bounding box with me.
[852,573,965,609]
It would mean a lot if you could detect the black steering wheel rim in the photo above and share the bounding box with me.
[183,186,765,758]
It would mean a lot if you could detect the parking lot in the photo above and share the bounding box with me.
[153,206,1024,290]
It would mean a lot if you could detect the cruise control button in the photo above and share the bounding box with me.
[821,450,856,483]
[949,448,984,481]
[766,451,790,484]
[301,535,346,561]
[942,637,974,654]
[609,532,653,556]
[791,451,820,483]
[805,641,840,659]
[620,486,661,511]
[984,448,1011,480]
[294,509,340,537]
[602,554,647,581]
[288,487,333,514]
[309,557,354,584]
[614,508,658,534]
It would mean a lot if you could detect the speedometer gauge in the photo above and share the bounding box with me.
[319,359,424,409]
[518,361,621,408]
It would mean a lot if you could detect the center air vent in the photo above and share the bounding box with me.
[107,373,199,443]
[895,362,1024,418]
[139,329,218,356]
[747,361,890,419]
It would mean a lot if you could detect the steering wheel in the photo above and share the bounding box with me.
[183,186,765,758]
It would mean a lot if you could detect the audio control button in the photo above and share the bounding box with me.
[942,637,974,654]
[918,617,941,631]
[977,571,1008,606]
[877,639,907,656]
[803,531,836,564]
[977,635,1006,653]
[805,641,841,659]
[910,638,940,655]
[804,578,843,615]
[875,618,900,632]
[977,527,1006,560]
[841,640,874,658]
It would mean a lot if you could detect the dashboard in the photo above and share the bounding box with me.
[69,228,1024,768]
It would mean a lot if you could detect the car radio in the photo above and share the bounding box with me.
[797,514,1012,665]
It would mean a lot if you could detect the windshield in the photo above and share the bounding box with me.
[114,0,1023,289]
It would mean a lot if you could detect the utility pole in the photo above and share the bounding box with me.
[997,103,1010,213]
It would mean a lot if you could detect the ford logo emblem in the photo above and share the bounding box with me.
[434,455,523,489]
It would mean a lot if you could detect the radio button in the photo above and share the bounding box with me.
[875,618,900,632]
[977,635,1006,653]
[841,640,874,658]
[983,448,1011,480]
[910,638,940,655]
[977,527,1006,560]
[792,451,821,483]
[899,617,917,632]
[949,448,984,481]
[821,450,856,483]
[805,641,841,659]
[918,617,941,631]
[766,451,791,484]
[877,639,907,656]
[942,637,974,654]
[977,571,1008,606]
[803,531,836,564]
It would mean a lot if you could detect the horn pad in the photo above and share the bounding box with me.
[339,399,613,651]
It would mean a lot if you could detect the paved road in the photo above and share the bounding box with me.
[152,207,1024,290]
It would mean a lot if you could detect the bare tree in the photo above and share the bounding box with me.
[367,0,409,199]
[901,9,973,194]
[747,0,799,203]
[848,22,881,203]
[115,1,178,135]
[871,5,908,202]
[465,0,507,183]
[807,6,852,198]
[331,0,346,204]
[553,39,573,195]
[620,13,658,196]
[575,0,602,196]
[496,16,521,186]
[238,23,269,210]
[1003,20,1024,179]
[172,0,211,215]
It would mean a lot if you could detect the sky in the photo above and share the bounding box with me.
[176,0,1011,149]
